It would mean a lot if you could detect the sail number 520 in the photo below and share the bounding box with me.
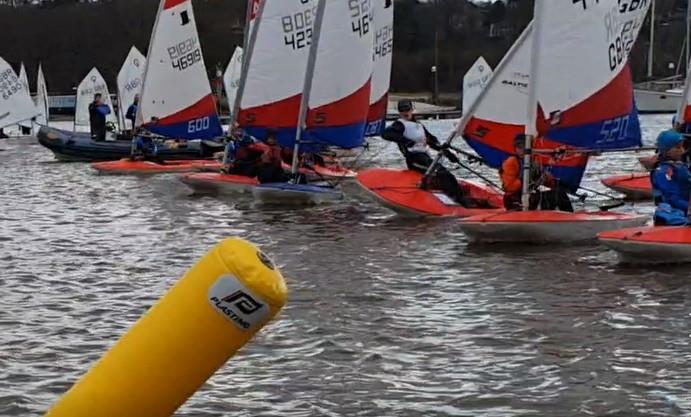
[599,115,630,144]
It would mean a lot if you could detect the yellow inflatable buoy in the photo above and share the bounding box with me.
[45,238,287,417]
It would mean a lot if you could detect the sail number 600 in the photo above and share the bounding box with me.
[188,117,210,134]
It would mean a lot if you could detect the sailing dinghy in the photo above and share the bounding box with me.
[252,0,373,203]
[92,0,224,174]
[35,64,49,127]
[116,46,146,131]
[0,57,38,136]
[75,67,118,132]
[458,0,649,243]
[463,56,493,115]
[17,63,36,133]
[183,0,368,202]
[364,0,394,138]
[223,46,243,118]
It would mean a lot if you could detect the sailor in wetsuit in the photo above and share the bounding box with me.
[651,130,691,225]
[382,100,472,205]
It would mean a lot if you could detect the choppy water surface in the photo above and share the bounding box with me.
[1,116,690,416]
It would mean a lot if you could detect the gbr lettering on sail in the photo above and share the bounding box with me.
[572,0,648,71]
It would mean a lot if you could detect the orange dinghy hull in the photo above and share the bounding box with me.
[356,168,504,217]
[179,172,258,195]
[459,210,648,244]
[92,159,221,175]
[598,226,691,264]
[601,173,652,200]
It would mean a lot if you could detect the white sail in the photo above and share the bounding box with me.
[116,46,146,130]
[462,56,492,115]
[302,0,373,149]
[0,58,38,129]
[75,67,117,129]
[365,0,394,136]
[136,0,222,139]
[223,46,243,118]
[237,0,316,143]
[35,64,49,126]
[18,63,34,129]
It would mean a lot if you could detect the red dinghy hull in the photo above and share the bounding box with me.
[356,168,504,217]
[92,159,220,175]
[601,173,652,200]
[179,172,258,195]
[598,226,691,264]
[459,210,648,244]
[638,155,657,171]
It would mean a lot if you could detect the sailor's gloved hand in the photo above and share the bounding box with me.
[444,150,460,164]
[440,142,451,150]
[404,139,416,148]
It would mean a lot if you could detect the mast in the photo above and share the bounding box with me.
[291,0,327,179]
[521,0,545,210]
[647,0,655,79]
[222,0,266,166]
[687,0,690,74]
[230,0,265,126]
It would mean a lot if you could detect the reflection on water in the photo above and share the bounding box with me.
[1,116,690,416]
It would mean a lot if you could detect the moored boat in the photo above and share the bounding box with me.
[37,126,222,162]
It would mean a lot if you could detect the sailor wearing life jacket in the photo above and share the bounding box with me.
[500,134,573,212]
[382,99,474,205]
[651,130,691,225]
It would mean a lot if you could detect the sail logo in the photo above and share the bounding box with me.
[208,275,270,331]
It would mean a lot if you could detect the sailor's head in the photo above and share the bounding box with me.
[514,134,527,157]
[266,130,278,146]
[398,100,414,120]
[93,93,102,104]
[657,129,686,160]
[133,94,140,104]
